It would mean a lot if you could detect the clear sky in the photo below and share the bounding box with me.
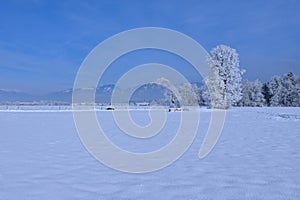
[0,0,299,94]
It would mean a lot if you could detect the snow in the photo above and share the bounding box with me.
[0,107,300,199]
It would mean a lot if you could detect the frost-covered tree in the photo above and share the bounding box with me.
[269,76,283,106]
[199,85,210,106]
[155,78,198,107]
[269,72,300,107]
[155,77,178,106]
[297,77,300,106]
[239,80,265,107]
[281,72,300,106]
[204,67,226,108]
[177,83,199,106]
[192,84,206,106]
[200,79,217,107]
[205,45,244,109]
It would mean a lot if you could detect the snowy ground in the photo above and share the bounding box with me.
[0,107,300,199]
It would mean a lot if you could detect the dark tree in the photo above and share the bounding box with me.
[262,83,271,106]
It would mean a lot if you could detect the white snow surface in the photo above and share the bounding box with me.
[0,107,300,199]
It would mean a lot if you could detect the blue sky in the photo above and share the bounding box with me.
[0,0,299,94]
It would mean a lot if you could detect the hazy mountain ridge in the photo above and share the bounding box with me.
[0,89,35,102]
[0,83,183,104]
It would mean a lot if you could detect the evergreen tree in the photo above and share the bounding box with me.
[262,83,271,106]
[270,76,283,106]
[281,72,300,106]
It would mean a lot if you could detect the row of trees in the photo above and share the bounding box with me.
[263,72,300,107]
[233,72,299,107]
[161,45,300,108]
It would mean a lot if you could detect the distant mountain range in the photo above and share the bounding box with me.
[0,89,35,102]
[0,83,174,104]
[0,82,203,104]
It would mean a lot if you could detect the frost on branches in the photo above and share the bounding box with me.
[269,72,300,107]
[177,83,199,106]
[205,45,244,109]
[238,80,265,107]
[155,77,198,107]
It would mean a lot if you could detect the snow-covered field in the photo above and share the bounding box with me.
[0,107,300,199]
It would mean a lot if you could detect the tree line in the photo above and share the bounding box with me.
[160,45,300,108]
